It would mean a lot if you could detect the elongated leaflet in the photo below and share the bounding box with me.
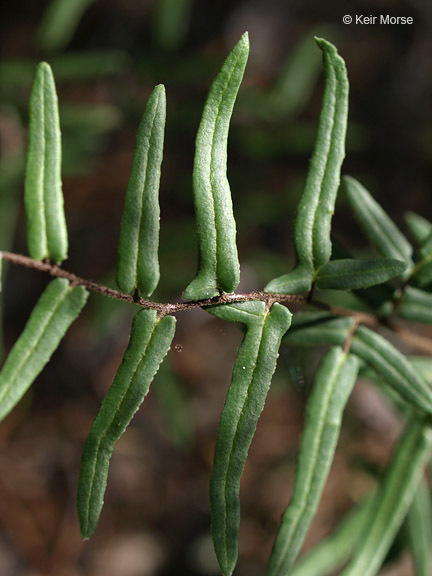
[77,309,175,538]
[351,326,432,414]
[267,348,359,576]
[404,211,432,245]
[344,176,413,269]
[330,240,395,315]
[413,232,432,287]
[316,258,406,290]
[116,85,166,297]
[340,417,432,576]
[266,38,349,294]
[284,313,354,348]
[408,356,432,382]
[25,62,68,264]
[208,301,291,576]
[397,286,432,324]
[0,278,87,421]
[413,259,432,288]
[37,0,95,53]
[287,318,432,413]
[419,231,432,259]
[291,495,374,576]
[358,364,410,416]
[183,33,249,300]
[406,477,432,576]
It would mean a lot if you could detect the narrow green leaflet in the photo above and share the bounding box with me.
[419,231,432,258]
[285,313,354,348]
[153,0,192,51]
[340,417,432,576]
[37,0,95,52]
[267,348,359,576]
[330,240,395,315]
[344,176,413,270]
[291,495,374,576]
[77,309,176,539]
[358,363,410,416]
[316,258,406,290]
[25,62,68,264]
[413,260,432,288]
[350,326,432,414]
[266,38,349,294]
[208,301,292,576]
[0,278,88,422]
[183,33,249,300]
[116,85,166,297]
[408,356,432,382]
[404,211,432,245]
[413,232,432,288]
[405,477,432,576]
[286,318,432,413]
[397,286,432,324]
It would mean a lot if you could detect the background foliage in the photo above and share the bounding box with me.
[0,1,431,575]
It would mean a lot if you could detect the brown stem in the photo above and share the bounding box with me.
[343,319,359,354]
[3,249,430,361]
[0,251,306,315]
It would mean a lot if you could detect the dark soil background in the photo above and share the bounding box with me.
[0,1,431,575]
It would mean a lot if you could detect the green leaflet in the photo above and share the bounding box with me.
[404,211,432,245]
[183,34,249,300]
[208,301,292,576]
[316,258,406,290]
[268,29,326,120]
[153,0,192,51]
[413,232,432,288]
[266,38,349,294]
[350,326,432,415]
[340,417,432,576]
[37,0,95,52]
[405,477,432,576]
[330,240,395,316]
[116,85,166,297]
[413,260,432,288]
[286,315,432,414]
[25,62,68,264]
[344,176,413,270]
[291,495,374,576]
[266,266,313,295]
[267,348,359,576]
[408,356,432,382]
[419,231,432,259]
[77,309,176,539]
[285,313,354,348]
[397,286,432,324]
[0,278,88,422]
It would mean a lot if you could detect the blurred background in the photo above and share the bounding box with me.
[0,0,431,574]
